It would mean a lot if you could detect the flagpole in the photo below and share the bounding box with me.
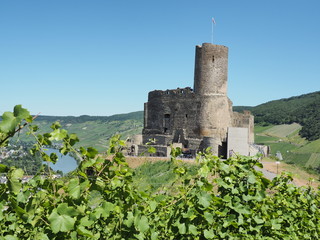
[211,19,214,44]
[211,17,216,44]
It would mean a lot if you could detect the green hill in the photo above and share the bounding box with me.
[255,123,320,173]
[246,90,320,173]
[234,91,320,141]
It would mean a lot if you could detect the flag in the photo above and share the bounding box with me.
[212,17,216,24]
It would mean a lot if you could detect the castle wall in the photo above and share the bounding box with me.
[198,95,232,140]
[232,111,254,143]
[143,87,201,140]
[137,43,255,158]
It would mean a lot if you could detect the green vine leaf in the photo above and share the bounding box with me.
[0,112,17,134]
[188,224,198,236]
[67,178,81,199]
[135,215,149,233]
[0,164,9,173]
[48,209,76,233]
[204,229,215,239]
[34,233,49,240]
[0,105,30,134]
[13,105,30,120]
[8,168,24,195]
[77,225,94,237]
[198,192,211,208]
[57,203,79,217]
[4,235,19,240]
[49,128,68,141]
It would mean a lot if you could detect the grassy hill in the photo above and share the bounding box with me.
[255,123,320,173]
[17,111,144,152]
[244,90,320,173]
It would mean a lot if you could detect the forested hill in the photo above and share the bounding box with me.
[234,91,320,141]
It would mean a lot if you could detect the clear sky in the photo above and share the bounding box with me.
[1,0,319,116]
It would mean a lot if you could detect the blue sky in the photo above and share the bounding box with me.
[1,0,319,116]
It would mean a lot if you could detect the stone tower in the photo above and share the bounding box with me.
[194,43,228,95]
[194,43,233,152]
[135,43,256,158]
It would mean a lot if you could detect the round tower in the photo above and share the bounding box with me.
[193,43,232,142]
[194,43,229,95]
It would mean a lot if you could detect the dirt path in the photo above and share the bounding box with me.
[260,161,319,187]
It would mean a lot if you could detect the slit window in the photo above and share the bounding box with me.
[164,114,170,133]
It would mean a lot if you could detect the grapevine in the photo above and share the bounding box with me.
[0,105,319,239]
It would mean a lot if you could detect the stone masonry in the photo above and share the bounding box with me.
[134,43,255,158]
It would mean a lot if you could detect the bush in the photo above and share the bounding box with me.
[0,106,319,239]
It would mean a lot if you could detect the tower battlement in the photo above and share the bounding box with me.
[148,87,194,99]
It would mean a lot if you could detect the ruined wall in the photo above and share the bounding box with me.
[143,87,201,141]
[232,111,254,143]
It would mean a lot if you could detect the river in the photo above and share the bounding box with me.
[44,148,78,174]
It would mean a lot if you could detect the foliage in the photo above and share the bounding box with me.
[0,105,33,147]
[0,105,320,239]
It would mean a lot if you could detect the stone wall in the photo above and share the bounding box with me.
[143,87,200,139]
[136,43,255,158]
[232,111,254,143]
[194,43,229,95]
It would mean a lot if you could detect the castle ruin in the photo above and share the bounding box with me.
[133,43,257,158]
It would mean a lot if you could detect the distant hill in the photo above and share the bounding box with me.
[20,111,144,152]
[234,91,320,141]
[35,111,144,123]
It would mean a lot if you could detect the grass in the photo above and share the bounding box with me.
[132,159,199,193]
[294,139,320,153]
[267,142,298,155]
[306,153,320,168]
[254,125,274,134]
[133,160,176,192]
[255,135,279,144]
[255,123,320,177]
[263,123,301,138]
[282,152,311,166]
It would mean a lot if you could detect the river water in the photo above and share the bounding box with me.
[44,148,78,174]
